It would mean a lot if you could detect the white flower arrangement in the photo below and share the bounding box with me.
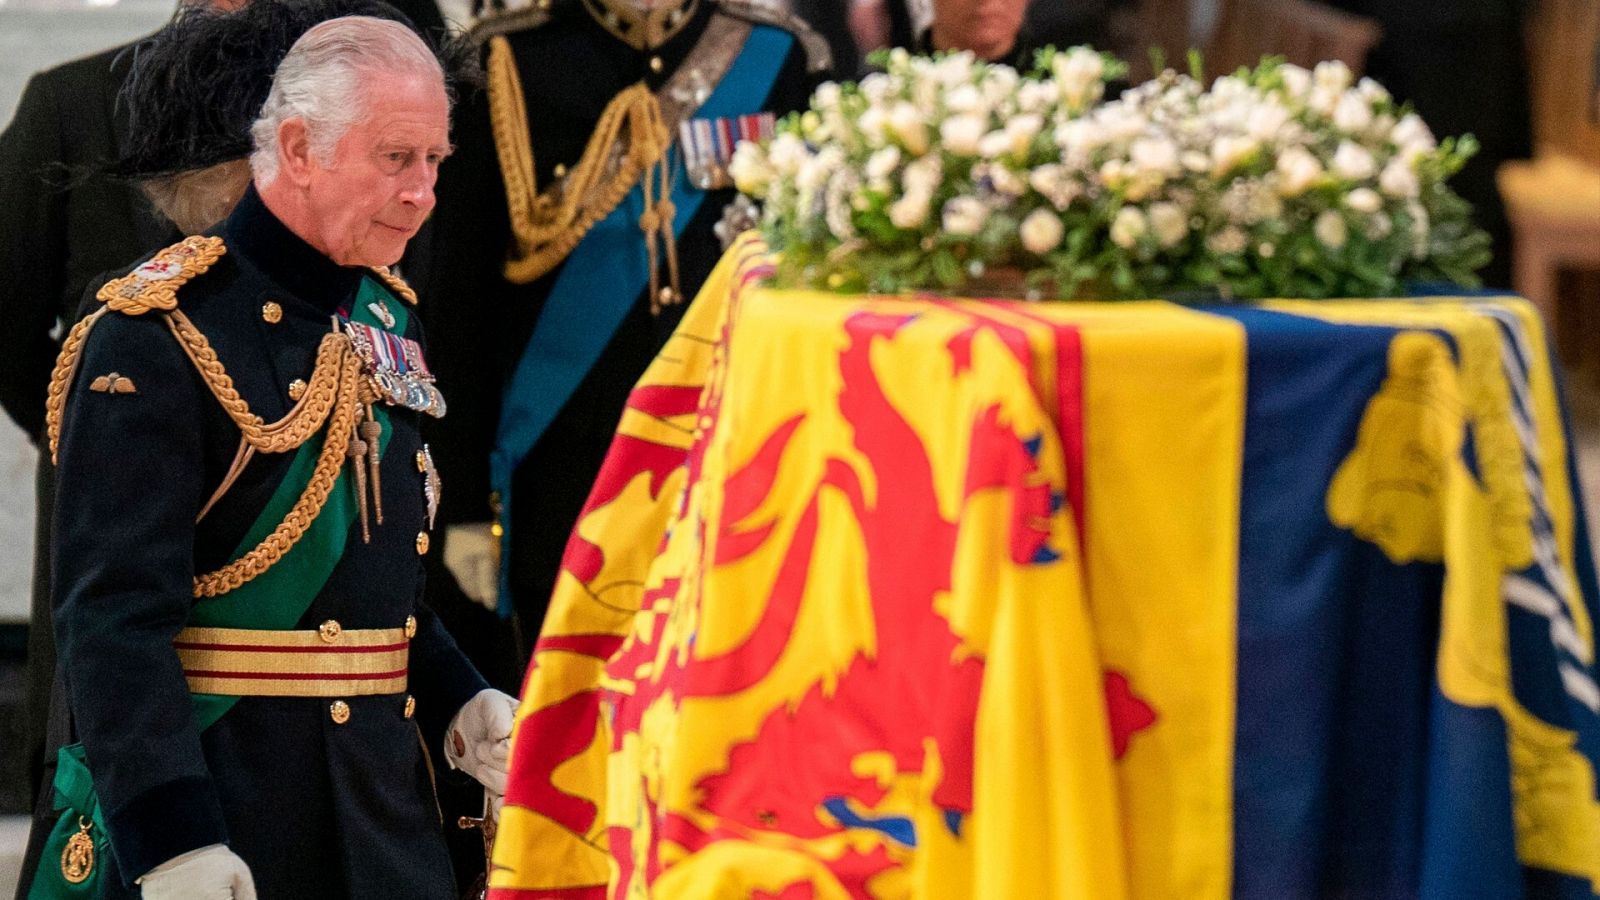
[730,49,1489,299]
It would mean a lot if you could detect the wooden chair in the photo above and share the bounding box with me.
[1204,0,1382,78]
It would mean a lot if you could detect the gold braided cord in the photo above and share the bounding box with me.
[368,266,418,306]
[487,38,671,285]
[164,311,347,454]
[45,307,111,464]
[192,350,364,598]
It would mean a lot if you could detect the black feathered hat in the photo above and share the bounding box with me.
[112,0,478,179]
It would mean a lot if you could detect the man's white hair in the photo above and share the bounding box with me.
[250,16,443,185]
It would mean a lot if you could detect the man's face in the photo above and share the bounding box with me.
[301,73,450,268]
[931,0,1027,60]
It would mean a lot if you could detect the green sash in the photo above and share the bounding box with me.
[28,278,405,898]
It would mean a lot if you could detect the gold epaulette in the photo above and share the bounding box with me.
[467,2,553,45]
[44,234,376,600]
[46,236,228,462]
[715,0,832,74]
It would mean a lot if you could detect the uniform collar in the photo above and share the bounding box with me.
[222,184,364,316]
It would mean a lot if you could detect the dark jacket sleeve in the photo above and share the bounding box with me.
[0,72,72,444]
[51,310,230,883]
[408,596,493,750]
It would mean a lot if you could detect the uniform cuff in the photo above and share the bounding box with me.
[107,776,230,887]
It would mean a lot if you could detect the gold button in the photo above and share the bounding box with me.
[415,450,427,472]
[403,695,416,719]
[416,531,430,555]
[329,700,350,724]
[261,301,283,324]
[553,163,568,179]
[404,615,418,639]
[287,379,308,401]
[318,619,342,643]
[649,55,663,73]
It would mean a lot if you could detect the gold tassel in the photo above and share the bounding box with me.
[361,403,383,525]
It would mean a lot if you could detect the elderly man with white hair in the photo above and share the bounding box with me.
[38,10,513,899]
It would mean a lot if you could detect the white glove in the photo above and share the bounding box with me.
[444,522,498,612]
[446,688,517,795]
[138,844,256,900]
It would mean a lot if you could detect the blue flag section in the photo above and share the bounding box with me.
[1212,301,1600,899]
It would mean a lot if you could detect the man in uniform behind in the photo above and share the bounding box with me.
[420,0,831,669]
[37,12,515,898]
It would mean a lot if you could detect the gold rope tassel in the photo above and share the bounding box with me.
[362,403,383,525]
[488,38,679,295]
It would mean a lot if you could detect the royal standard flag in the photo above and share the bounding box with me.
[490,237,1600,899]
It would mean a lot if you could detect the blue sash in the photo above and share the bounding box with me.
[488,25,794,615]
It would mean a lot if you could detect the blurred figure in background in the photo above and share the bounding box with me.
[1325,0,1532,289]
[851,0,1133,68]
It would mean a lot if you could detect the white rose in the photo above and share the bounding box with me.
[945,84,984,116]
[1258,241,1276,258]
[1110,206,1148,249]
[1029,164,1082,210]
[1279,65,1312,100]
[1055,48,1107,112]
[889,190,931,229]
[934,52,976,88]
[982,68,1020,111]
[1332,92,1373,133]
[902,154,943,196]
[728,141,773,197]
[1275,145,1323,197]
[1018,80,1057,115]
[1206,226,1248,255]
[978,131,1012,158]
[1308,86,1341,117]
[1344,185,1382,212]
[1391,113,1435,152]
[1020,208,1065,255]
[1130,137,1181,177]
[1004,114,1044,156]
[940,114,987,156]
[1331,140,1376,181]
[1314,60,1354,94]
[1246,103,1292,143]
[1211,135,1258,177]
[859,106,888,147]
[942,195,989,236]
[813,82,842,112]
[986,164,1027,197]
[866,146,902,182]
[1378,159,1419,198]
[860,72,892,105]
[1345,187,1382,214]
[890,101,929,155]
[1181,150,1211,173]
[1148,202,1189,248]
[1357,77,1390,104]
[766,133,808,178]
[1099,159,1129,191]
[1314,209,1348,249]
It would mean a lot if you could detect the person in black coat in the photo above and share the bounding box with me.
[878,0,1131,68]
[0,35,181,818]
[419,0,830,669]
[23,8,515,899]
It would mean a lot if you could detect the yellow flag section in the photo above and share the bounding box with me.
[489,238,771,897]
[605,290,1122,900]
[1274,297,1600,891]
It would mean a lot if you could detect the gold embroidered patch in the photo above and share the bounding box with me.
[87,372,137,395]
[97,235,226,316]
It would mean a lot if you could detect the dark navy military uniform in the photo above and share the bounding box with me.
[50,186,486,897]
[420,0,829,661]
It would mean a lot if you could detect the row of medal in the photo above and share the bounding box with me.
[340,311,447,419]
